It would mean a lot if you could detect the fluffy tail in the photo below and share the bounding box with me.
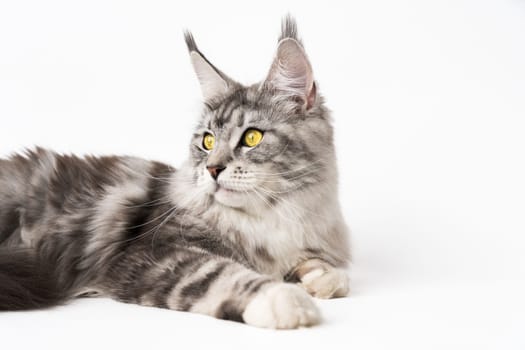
[0,249,67,310]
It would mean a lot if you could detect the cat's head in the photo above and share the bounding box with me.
[184,17,336,213]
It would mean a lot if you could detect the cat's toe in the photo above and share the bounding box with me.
[242,283,321,329]
[301,268,349,299]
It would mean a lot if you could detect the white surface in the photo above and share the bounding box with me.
[1,0,525,349]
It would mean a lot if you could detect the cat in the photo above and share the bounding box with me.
[0,16,350,329]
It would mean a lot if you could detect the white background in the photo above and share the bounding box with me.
[1,0,524,349]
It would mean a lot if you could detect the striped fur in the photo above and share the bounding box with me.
[0,17,349,329]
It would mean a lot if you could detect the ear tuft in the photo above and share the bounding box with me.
[183,31,233,101]
[184,30,198,52]
[279,15,302,44]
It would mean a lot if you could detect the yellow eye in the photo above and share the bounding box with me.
[203,133,215,150]
[243,129,263,147]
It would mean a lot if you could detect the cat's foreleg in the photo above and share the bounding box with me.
[289,258,350,299]
[103,251,320,329]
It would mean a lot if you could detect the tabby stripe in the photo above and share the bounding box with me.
[150,254,206,307]
[220,97,238,118]
[215,100,241,129]
[179,262,228,309]
[216,300,243,322]
[235,109,245,127]
[243,278,271,295]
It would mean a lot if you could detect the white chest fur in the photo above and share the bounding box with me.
[207,195,348,278]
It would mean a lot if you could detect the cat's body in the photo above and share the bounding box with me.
[0,17,350,328]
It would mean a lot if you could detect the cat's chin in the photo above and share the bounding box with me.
[214,186,248,209]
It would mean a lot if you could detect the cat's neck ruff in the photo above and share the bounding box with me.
[170,163,348,277]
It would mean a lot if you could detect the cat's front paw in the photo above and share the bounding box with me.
[242,283,321,329]
[300,268,349,299]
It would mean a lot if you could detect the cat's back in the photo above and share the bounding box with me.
[0,147,174,248]
[0,147,169,204]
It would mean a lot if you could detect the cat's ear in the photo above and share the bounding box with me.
[263,16,316,110]
[184,31,232,101]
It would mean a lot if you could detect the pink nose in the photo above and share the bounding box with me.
[207,165,226,180]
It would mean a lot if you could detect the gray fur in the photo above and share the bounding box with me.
[279,14,302,43]
[0,16,349,327]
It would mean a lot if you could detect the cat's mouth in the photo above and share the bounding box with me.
[216,185,245,194]
[214,183,254,208]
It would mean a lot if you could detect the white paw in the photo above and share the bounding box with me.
[300,268,349,299]
[242,283,321,329]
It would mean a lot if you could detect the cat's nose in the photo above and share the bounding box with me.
[207,165,226,180]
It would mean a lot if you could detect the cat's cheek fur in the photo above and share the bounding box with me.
[242,283,320,329]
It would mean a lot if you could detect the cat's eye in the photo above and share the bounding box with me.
[242,129,263,148]
[203,133,215,150]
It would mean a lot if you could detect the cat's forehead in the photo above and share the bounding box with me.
[199,89,278,132]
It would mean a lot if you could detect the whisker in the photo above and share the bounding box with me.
[252,159,325,177]
[116,206,178,244]
[122,196,174,209]
[257,186,332,222]
[251,188,304,227]
[257,165,325,183]
[120,163,175,183]
[124,205,178,230]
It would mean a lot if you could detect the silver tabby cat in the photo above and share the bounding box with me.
[0,17,350,329]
